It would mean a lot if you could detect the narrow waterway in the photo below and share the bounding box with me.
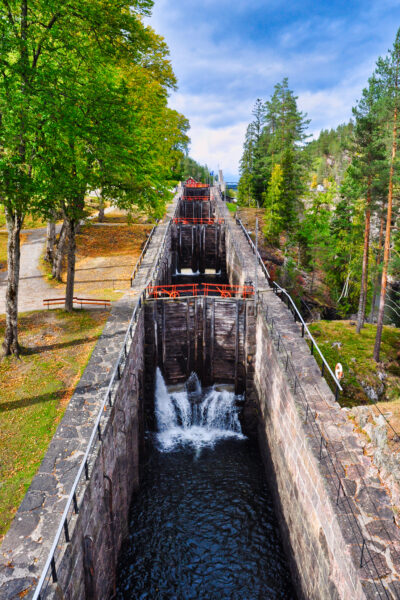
[115,370,296,599]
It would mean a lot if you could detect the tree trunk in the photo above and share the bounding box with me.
[356,183,371,333]
[373,107,397,362]
[65,219,76,312]
[98,196,105,222]
[52,221,67,280]
[45,218,56,263]
[369,214,384,322]
[3,210,23,356]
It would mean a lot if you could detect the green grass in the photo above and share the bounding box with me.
[0,309,109,540]
[308,320,400,407]
[226,202,237,213]
[0,205,52,230]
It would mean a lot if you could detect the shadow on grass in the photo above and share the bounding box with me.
[0,383,95,412]
[0,388,69,412]
[73,264,133,272]
[72,278,130,284]
[20,335,102,355]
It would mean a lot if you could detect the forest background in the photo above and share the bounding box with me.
[236,29,400,364]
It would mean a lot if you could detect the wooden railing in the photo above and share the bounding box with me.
[43,297,111,309]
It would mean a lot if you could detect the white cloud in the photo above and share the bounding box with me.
[147,1,400,177]
[187,120,248,181]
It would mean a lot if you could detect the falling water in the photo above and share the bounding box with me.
[155,368,245,451]
[115,369,296,599]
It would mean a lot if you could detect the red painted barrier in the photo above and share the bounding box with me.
[173,217,224,225]
[147,283,254,299]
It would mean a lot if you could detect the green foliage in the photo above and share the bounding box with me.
[0,0,189,222]
[297,188,332,293]
[263,163,283,244]
[178,156,211,183]
[226,202,237,213]
[238,79,309,229]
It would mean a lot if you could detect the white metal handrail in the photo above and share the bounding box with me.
[33,292,147,599]
[231,209,342,396]
[130,224,158,286]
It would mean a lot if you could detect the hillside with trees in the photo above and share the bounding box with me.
[177,155,212,183]
[237,28,400,365]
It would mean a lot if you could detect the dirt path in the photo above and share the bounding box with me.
[0,228,63,314]
[0,207,121,314]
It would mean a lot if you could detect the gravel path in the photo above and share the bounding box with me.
[0,228,63,314]
[0,207,119,314]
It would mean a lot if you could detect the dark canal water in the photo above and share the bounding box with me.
[115,371,296,600]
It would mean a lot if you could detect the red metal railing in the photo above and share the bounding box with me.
[203,283,254,298]
[146,283,254,299]
[181,196,211,201]
[173,217,224,225]
[184,183,210,188]
[147,284,198,298]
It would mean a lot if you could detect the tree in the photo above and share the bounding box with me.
[0,0,188,345]
[263,163,283,244]
[263,79,310,232]
[298,184,335,294]
[38,22,187,311]
[238,124,257,205]
[327,172,365,314]
[373,28,400,361]
[237,100,267,207]
[351,75,388,333]
[0,0,64,355]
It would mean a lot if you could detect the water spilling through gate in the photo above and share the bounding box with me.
[115,370,296,599]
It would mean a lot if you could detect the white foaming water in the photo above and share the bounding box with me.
[154,368,245,451]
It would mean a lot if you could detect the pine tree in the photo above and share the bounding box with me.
[238,124,257,205]
[238,100,267,206]
[351,75,388,333]
[264,164,283,244]
[263,79,310,233]
[373,28,400,361]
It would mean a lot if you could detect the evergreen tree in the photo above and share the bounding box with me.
[251,99,268,205]
[263,79,310,233]
[237,100,266,206]
[238,123,257,205]
[351,75,388,333]
[238,80,309,219]
[263,163,283,244]
[373,28,400,361]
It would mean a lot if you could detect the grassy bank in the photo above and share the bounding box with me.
[0,309,109,540]
[308,320,400,407]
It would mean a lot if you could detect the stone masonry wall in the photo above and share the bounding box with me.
[53,310,145,599]
[0,195,180,600]
[218,190,400,599]
[255,312,364,599]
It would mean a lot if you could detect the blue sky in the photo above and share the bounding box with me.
[147,1,400,181]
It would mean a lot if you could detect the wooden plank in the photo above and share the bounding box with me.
[194,297,198,373]
[234,301,239,391]
[162,300,166,369]
[153,301,158,368]
[202,297,207,378]
[186,298,191,374]
[211,298,215,381]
